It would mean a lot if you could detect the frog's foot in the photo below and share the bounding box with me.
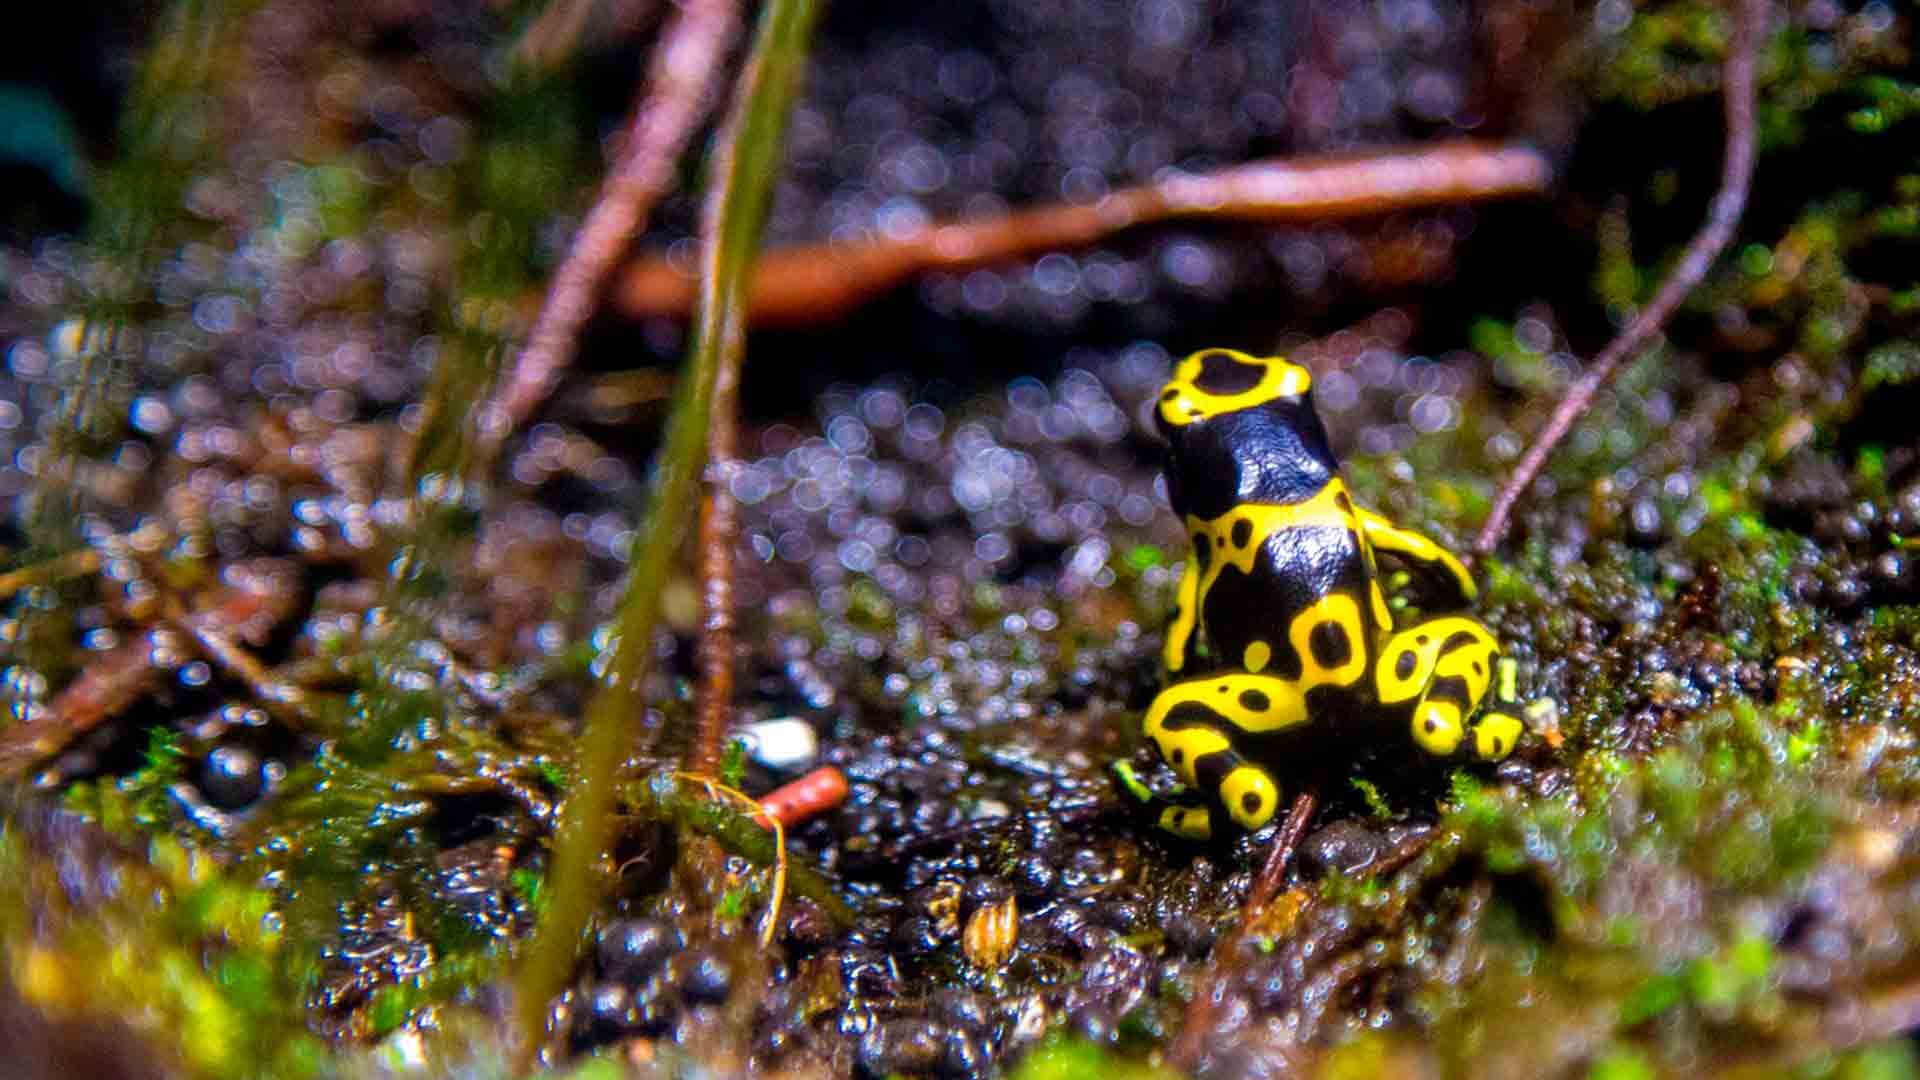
[1111,760,1216,840]
[1373,615,1516,760]
[1463,657,1528,762]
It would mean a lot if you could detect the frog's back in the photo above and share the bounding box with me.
[1162,398,1338,521]
[1185,485,1386,685]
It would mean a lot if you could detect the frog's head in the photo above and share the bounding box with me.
[1154,349,1312,433]
[1154,348,1336,516]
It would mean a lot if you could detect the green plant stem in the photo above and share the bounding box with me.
[31,0,246,554]
[511,0,823,1061]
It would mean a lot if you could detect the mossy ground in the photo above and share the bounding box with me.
[1,0,1919,1076]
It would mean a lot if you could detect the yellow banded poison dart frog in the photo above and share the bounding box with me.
[1113,347,1525,840]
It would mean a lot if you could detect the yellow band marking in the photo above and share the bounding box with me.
[1144,673,1310,738]
[1357,508,1477,601]
[1368,579,1394,635]
[1158,349,1312,427]
[1149,723,1231,788]
[1243,640,1272,673]
[1375,616,1493,704]
[1413,701,1465,755]
[1185,479,1364,624]
[1164,558,1201,675]
[1220,766,1282,830]
[1474,713,1524,760]
[1433,632,1497,703]
[1288,592,1368,690]
[1159,805,1212,840]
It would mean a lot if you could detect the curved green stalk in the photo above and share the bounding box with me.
[512,0,824,1059]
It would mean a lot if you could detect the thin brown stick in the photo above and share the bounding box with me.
[686,221,748,779]
[0,549,101,601]
[1248,785,1321,911]
[1474,0,1765,554]
[1173,786,1321,1069]
[482,0,742,446]
[161,595,311,724]
[616,140,1551,327]
[689,488,739,773]
[0,561,307,779]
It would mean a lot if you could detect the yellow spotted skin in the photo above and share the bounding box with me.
[1119,347,1528,839]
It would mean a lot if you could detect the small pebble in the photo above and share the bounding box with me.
[597,918,682,983]
[199,744,265,809]
[733,717,820,772]
[676,947,735,1004]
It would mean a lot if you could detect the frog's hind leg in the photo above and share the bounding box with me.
[1119,673,1308,838]
[1373,616,1522,761]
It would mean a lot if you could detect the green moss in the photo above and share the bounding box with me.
[1350,777,1394,821]
[1588,1046,1658,1080]
[1799,1041,1920,1080]
[0,827,330,1078]
[1008,1035,1178,1080]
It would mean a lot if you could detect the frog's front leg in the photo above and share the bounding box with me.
[1117,672,1309,837]
[1111,760,1218,840]
[1357,507,1478,605]
[1373,615,1524,760]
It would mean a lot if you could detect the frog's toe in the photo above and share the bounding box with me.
[1112,759,1217,840]
[1472,711,1524,760]
[1157,803,1215,841]
[1411,700,1467,756]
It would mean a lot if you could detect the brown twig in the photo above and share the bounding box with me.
[511,0,821,1056]
[616,140,1551,327]
[482,0,742,446]
[0,560,306,780]
[1248,785,1321,911]
[0,549,101,601]
[1473,0,1765,554]
[1173,787,1321,1069]
[161,595,310,725]
[1173,824,1459,1069]
[687,319,745,778]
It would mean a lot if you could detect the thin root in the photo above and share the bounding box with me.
[1474,0,1766,554]
[673,771,788,946]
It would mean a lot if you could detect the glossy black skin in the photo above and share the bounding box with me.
[1156,388,1385,692]
[1156,394,1339,521]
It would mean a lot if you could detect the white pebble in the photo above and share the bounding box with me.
[733,717,819,772]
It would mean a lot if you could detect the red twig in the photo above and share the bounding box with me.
[756,765,850,828]
[481,0,742,446]
[616,140,1551,327]
[1474,0,1766,554]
